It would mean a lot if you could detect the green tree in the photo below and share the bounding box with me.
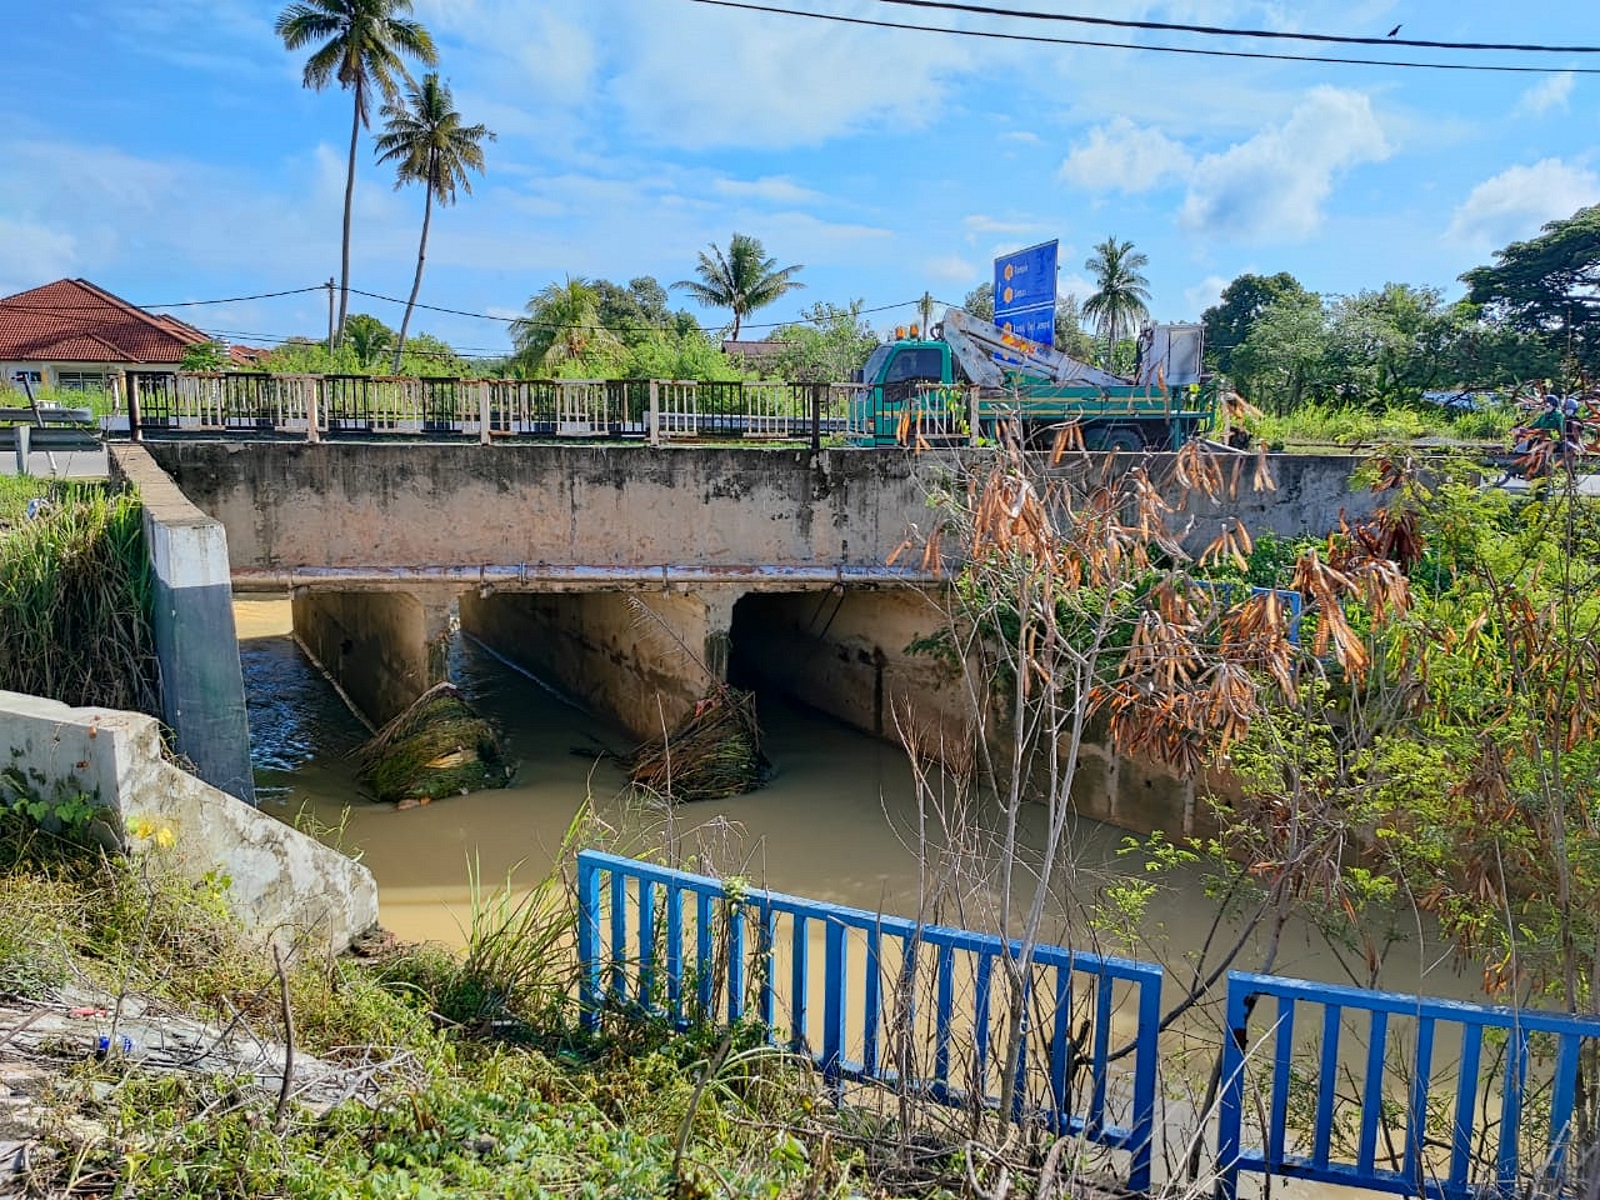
[963,282,994,322]
[1230,292,1329,412]
[673,234,804,341]
[1463,203,1600,381]
[772,300,879,382]
[179,342,228,372]
[592,277,697,345]
[620,330,746,381]
[1202,272,1311,376]
[1053,294,1097,363]
[344,312,394,369]
[512,277,622,376]
[374,72,493,373]
[1082,237,1152,367]
[275,0,436,346]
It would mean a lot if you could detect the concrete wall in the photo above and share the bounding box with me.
[460,587,738,738]
[0,690,378,952]
[142,442,1378,577]
[291,588,453,727]
[110,444,254,803]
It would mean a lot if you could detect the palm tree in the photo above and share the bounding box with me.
[375,73,493,373]
[275,0,436,346]
[673,233,804,341]
[512,277,623,376]
[1082,237,1152,368]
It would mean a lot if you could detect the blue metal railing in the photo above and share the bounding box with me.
[1218,972,1600,1200]
[576,849,1164,1191]
[1190,579,1305,643]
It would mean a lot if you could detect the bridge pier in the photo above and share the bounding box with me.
[460,586,740,740]
[291,588,454,728]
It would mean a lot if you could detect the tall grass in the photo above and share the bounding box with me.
[0,483,159,713]
[1251,400,1517,448]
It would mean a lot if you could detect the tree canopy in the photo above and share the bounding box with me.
[1202,272,1311,376]
[1083,237,1151,367]
[673,234,804,340]
[1462,203,1600,380]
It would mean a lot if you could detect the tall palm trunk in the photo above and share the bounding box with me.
[337,79,362,347]
[392,168,434,374]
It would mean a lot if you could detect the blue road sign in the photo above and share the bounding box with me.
[994,240,1058,347]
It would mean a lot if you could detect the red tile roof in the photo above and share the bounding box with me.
[0,278,210,364]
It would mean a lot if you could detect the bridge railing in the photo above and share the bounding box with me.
[124,371,865,447]
[1218,971,1600,1200]
[576,849,1164,1191]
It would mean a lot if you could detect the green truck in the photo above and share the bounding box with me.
[850,308,1212,450]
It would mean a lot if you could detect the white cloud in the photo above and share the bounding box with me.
[0,218,78,296]
[1515,72,1574,117]
[923,255,978,285]
[962,214,1046,239]
[1178,87,1390,242]
[712,176,826,205]
[1002,131,1043,145]
[1059,118,1194,193]
[1184,274,1231,316]
[1446,158,1599,249]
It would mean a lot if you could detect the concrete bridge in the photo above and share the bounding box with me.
[118,440,1375,828]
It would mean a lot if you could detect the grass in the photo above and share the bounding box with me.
[0,476,53,528]
[354,682,512,805]
[1248,400,1519,449]
[0,481,159,714]
[0,383,119,419]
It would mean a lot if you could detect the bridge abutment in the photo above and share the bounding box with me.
[460,587,741,740]
[291,589,454,728]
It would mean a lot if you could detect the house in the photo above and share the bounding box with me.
[720,338,788,372]
[0,278,209,395]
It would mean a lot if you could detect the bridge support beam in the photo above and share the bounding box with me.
[291,589,453,729]
[460,587,738,740]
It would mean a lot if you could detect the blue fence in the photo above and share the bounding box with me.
[1219,972,1600,1200]
[577,851,1600,1199]
[576,849,1164,1190]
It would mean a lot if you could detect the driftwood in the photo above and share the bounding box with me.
[353,682,511,806]
[627,689,767,803]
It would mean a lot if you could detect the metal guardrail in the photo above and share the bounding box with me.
[123,371,863,448]
[576,849,1163,1191]
[580,852,1600,1200]
[1218,972,1600,1200]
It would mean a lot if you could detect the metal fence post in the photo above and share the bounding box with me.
[577,851,602,1030]
[126,372,143,443]
[969,385,981,447]
[1216,977,1250,1200]
[478,381,491,445]
[648,380,660,447]
[810,384,822,453]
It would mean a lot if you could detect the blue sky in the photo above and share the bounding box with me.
[0,0,1595,359]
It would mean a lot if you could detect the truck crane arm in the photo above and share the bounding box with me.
[938,307,1127,390]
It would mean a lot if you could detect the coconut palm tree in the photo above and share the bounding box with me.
[275,0,436,346]
[1082,237,1152,368]
[672,234,804,341]
[375,73,493,373]
[512,277,623,376]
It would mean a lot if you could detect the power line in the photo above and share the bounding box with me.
[687,0,1600,74]
[875,0,1600,54]
[0,285,326,316]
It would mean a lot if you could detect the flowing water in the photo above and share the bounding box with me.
[235,596,1463,997]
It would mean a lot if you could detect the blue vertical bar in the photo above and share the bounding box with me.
[1495,1025,1527,1191]
[1404,1016,1436,1187]
[1357,1010,1389,1172]
[935,943,955,1094]
[862,927,882,1078]
[974,953,994,1100]
[791,913,809,1053]
[665,884,684,1021]
[1050,967,1071,1130]
[1268,995,1296,1170]
[1128,970,1162,1194]
[1216,977,1251,1200]
[822,919,846,1084]
[696,891,713,1018]
[759,902,776,1033]
[727,901,746,1022]
[1011,972,1032,1125]
[1449,1023,1482,1199]
[1089,972,1113,1137]
[1313,1004,1343,1167]
[638,880,656,1010]
[609,869,628,1004]
[1548,1032,1580,1184]
[577,854,601,1030]
[897,935,918,1086]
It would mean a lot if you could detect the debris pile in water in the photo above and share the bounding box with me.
[354,682,512,807]
[627,688,766,802]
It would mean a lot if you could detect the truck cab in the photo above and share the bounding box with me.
[851,327,969,446]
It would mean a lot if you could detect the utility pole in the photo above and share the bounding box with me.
[326,278,336,349]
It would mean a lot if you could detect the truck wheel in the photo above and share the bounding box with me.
[1099,427,1146,453]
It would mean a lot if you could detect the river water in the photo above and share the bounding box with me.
[235,597,1467,1000]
